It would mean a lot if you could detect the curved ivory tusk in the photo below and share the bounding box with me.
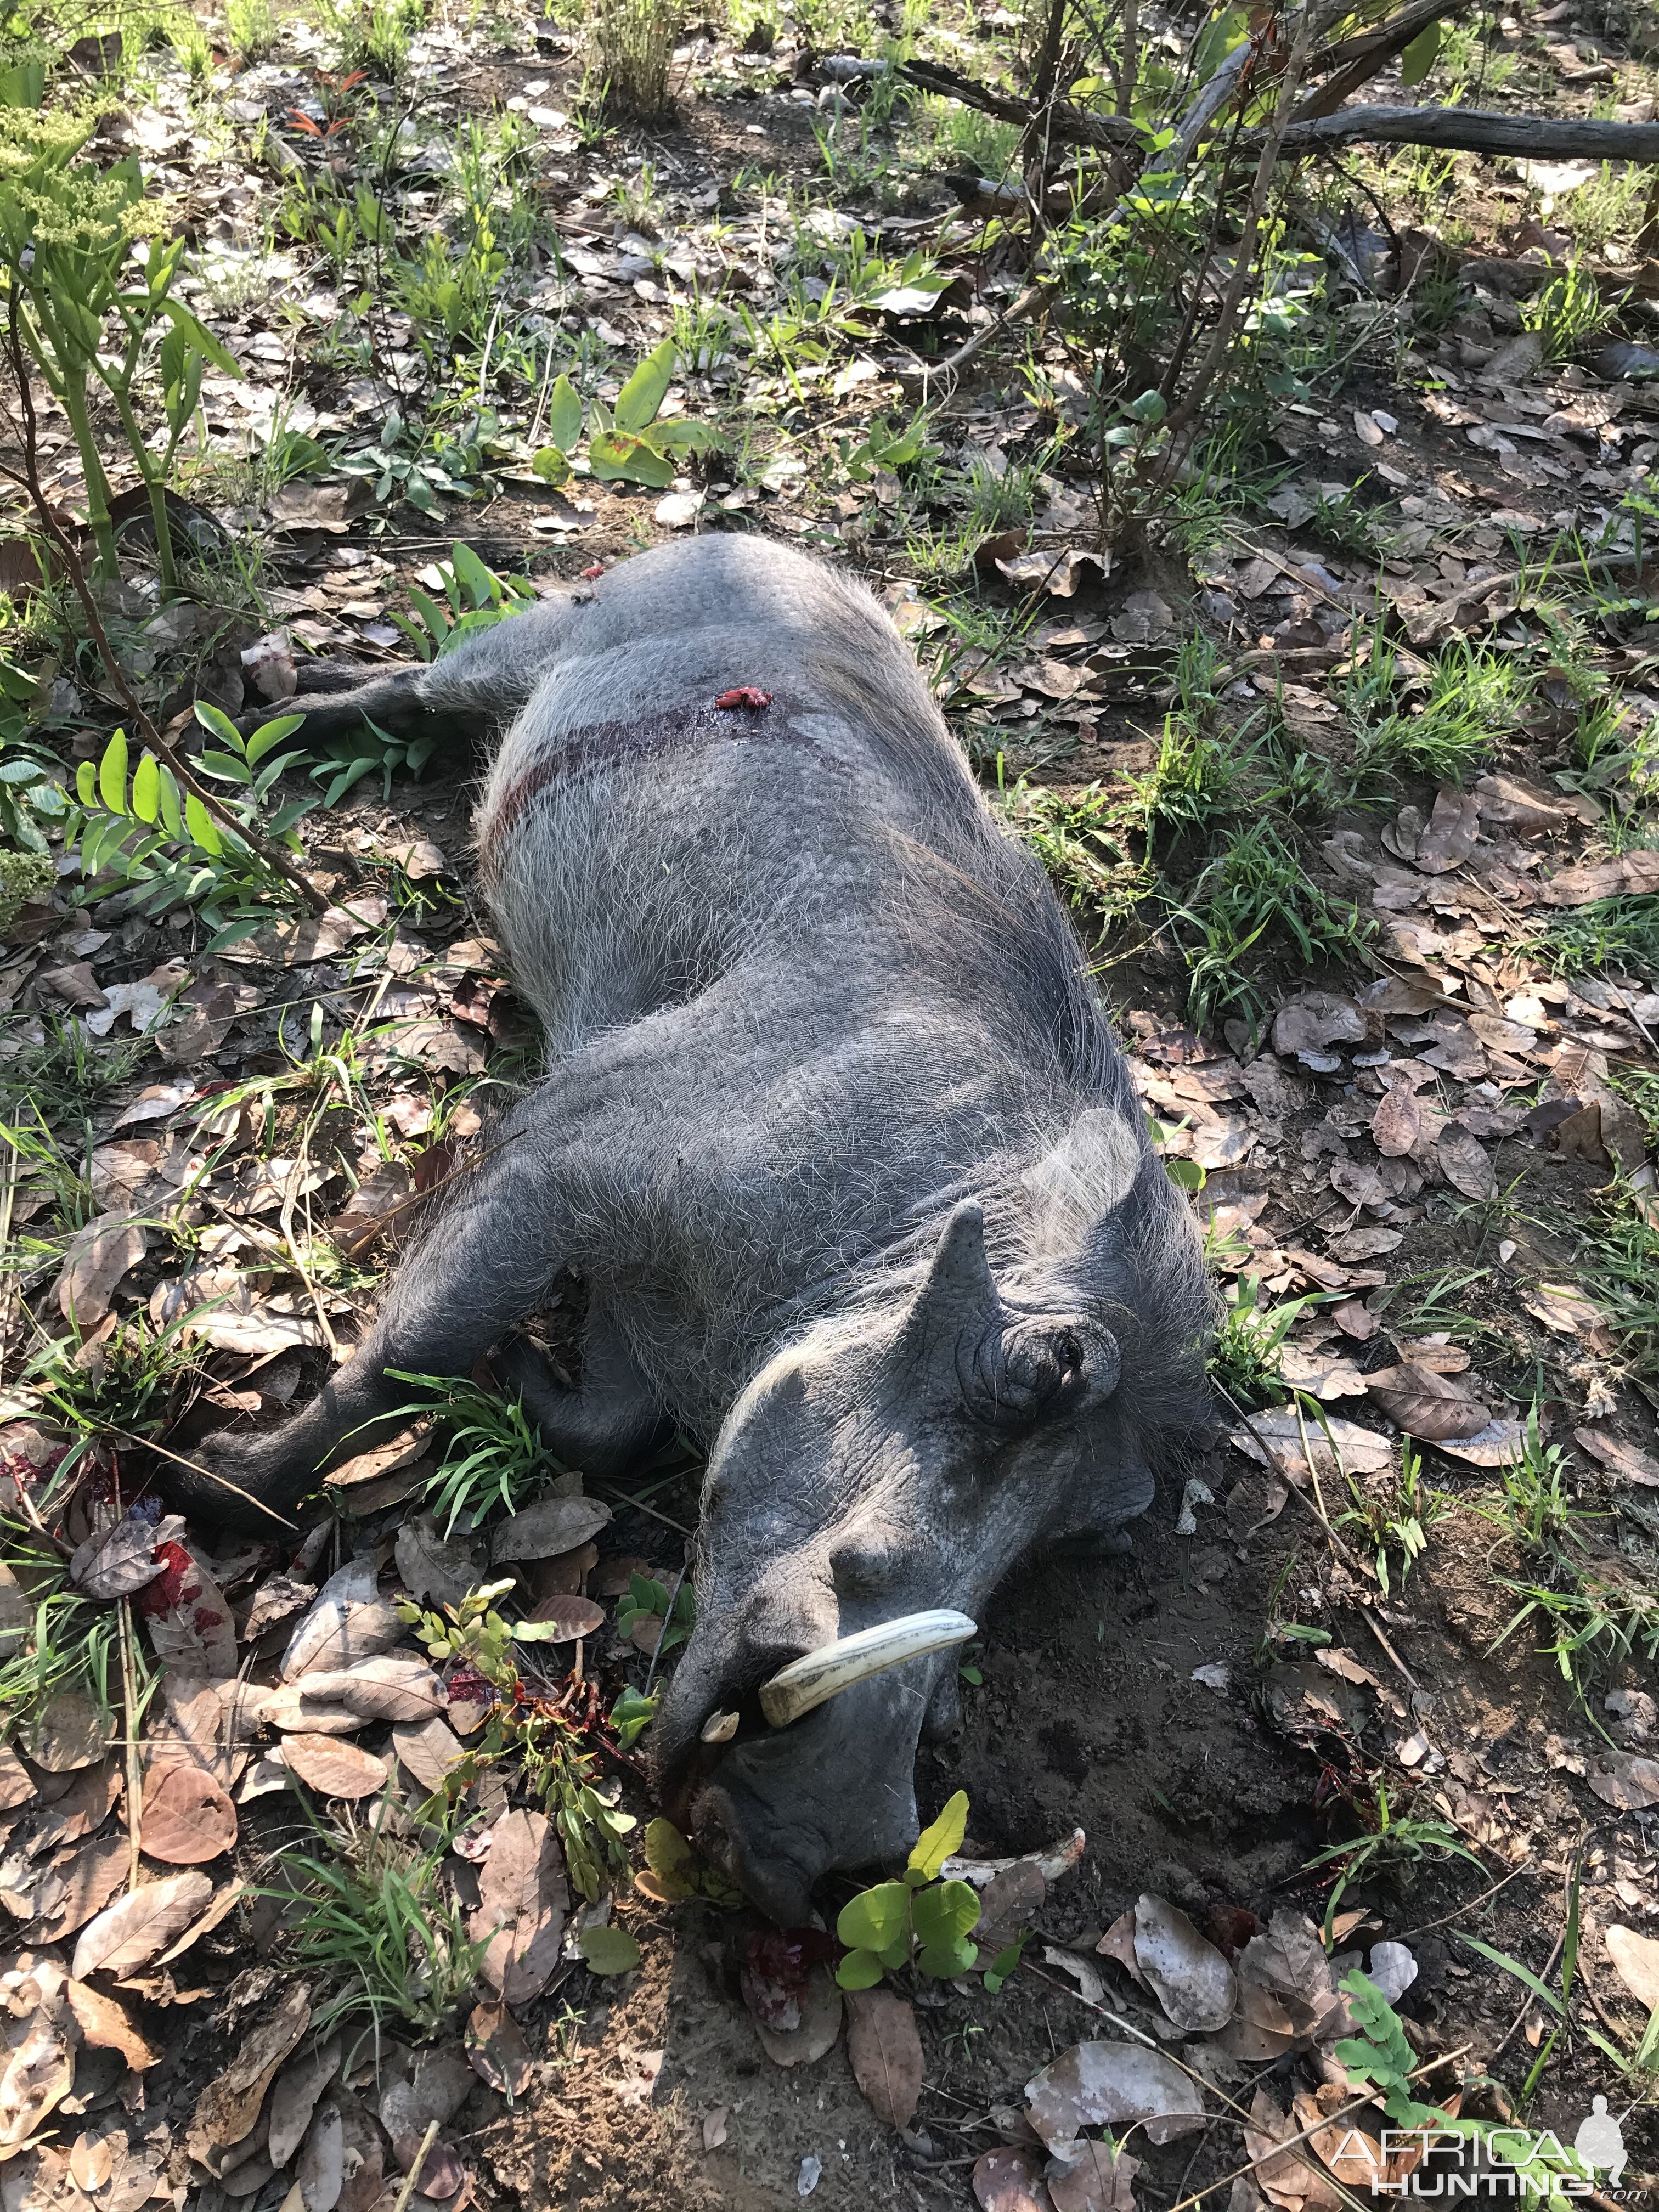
[759,1610,977,1728]
[700,1708,740,1744]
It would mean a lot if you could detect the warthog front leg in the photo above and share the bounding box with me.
[165,1098,564,1532]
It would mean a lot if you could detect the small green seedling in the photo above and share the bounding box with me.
[617,1571,695,1657]
[609,1685,659,1748]
[532,340,718,490]
[834,1790,1024,1991]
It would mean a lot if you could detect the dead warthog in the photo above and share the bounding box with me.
[177,535,1210,1921]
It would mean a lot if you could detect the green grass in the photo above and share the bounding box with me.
[0,1020,147,1128]
[1469,1403,1578,1553]
[1530,896,1659,978]
[1306,1779,1484,1942]
[998,778,1150,930]
[1345,634,1529,791]
[1521,261,1618,365]
[1207,1277,1311,1407]
[270,1807,486,2044]
[383,1372,556,1533]
[1334,1441,1452,1598]
[1168,818,1374,1026]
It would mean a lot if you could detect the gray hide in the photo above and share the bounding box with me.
[180,535,1211,1921]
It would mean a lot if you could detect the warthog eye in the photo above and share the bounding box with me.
[960,1319,1092,1428]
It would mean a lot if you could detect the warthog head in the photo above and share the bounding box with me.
[654,1117,1207,1923]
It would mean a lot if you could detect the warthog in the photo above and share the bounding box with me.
[174,535,1210,1921]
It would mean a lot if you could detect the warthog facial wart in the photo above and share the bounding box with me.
[171,535,1212,1922]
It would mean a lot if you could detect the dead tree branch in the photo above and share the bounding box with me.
[1293,0,1464,122]
[1261,104,1659,160]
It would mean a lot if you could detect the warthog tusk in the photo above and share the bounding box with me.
[758,1610,977,1728]
[700,1708,740,1743]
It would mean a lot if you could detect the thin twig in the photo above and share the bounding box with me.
[390,2122,440,2212]
[116,1595,143,1893]
[641,1558,688,1699]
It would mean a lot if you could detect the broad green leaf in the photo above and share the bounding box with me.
[406,585,451,651]
[199,749,252,784]
[983,1935,1027,1993]
[834,1948,885,1990]
[98,730,129,815]
[156,298,239,377]
[917,1934,979,1978]
[130,752,160,823]
[910,1878,980,1953]
[194,699,244,749]
[641,1817,700,1900]
[578,1924,641,1975]
[158,766,183,839]
[0,59,45,106]
[907,1790,969,1882]
[1401,19,1441,84]
[1127,388,1167,424]
[450,540,496,610]
[546,373,582,453]
[653,418,719,452]
[183,791,222,855]
[613,338,676,433]
[836,1880,910,1956]
[589,430,674,488]
[245,714,305,765]
[76,760,97,808]
[1192,8,1248,83]
[531,445,572,486]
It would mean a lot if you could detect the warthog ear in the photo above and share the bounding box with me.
[904,1202,1118,1429]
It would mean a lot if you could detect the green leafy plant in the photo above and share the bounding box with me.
[1471,1403,1577,1553]
[270,1803,485,2041]
[1521,259,1617,364]
[616,1570,695,1658]
[1306,1782,1483,1941]
[67,706,317,950]
[532,340,717,491]
[638,1815,743,1905]
[1168,818,1373,1028]
[1208,1279,1311,1407]
[382,1372,550,1535]
[0,109,238,586]
[1334,1440,1451,1598]
[834,1790,1020,1990]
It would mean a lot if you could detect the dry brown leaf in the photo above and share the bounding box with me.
[1575,1429,1659,1487]
[973,2146,1052,2212]
[1291,2091,1374,2201]
[394,1514,477,1610]
[153,1878,247,1968]
[72,1869,213,1979]
[1364,1364,1489,1442]
[321,1425,430,1494]
[523,1593,606,1640]
[390,1713,466,1790]
[0,2007,76,2154]
[70,1514,182,1600]
[466,2001,533,2098]
[300,1658,447,1724]
[1369,1087,1421,1158]
[1132,1895,1237,2033]
[469,1809,568,2004]
[244,1573,317,1643]
[63,1981,161,2070]
[268,2037,342,2169]
[754,1963,843,2068]
[298,2099,343,2212]
[1436,1124,1494,1201]
[281,1558,382,1680]
[187,1984,311,2167]
[1050,2140,1141,2212]
[1433,1417,1526,1468]
[139,1762,238,1865]
[379,2042,473,2138]
[24,1690,116,1774]
[490,1494,612,1564]
[1605,1925,1659,2011]
[56,1215,148,1326]
[1026,2042,1205,2152]
[1231,1409,1391,1480]
[1588,1753,1659,1810]
[1412,789,1480,876]
[35,1835,129,1943]
[845,1988,923,2128]
[1521,1283,1611,1350]
[29,1757,120,1853]
[0,1745,32,1815]
[140,1547,237,1680]
[280,1735,388,1800]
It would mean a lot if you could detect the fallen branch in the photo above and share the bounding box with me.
[1293,0,1466,124]
[897,57,1137,154]
[1263,104,1659,161]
